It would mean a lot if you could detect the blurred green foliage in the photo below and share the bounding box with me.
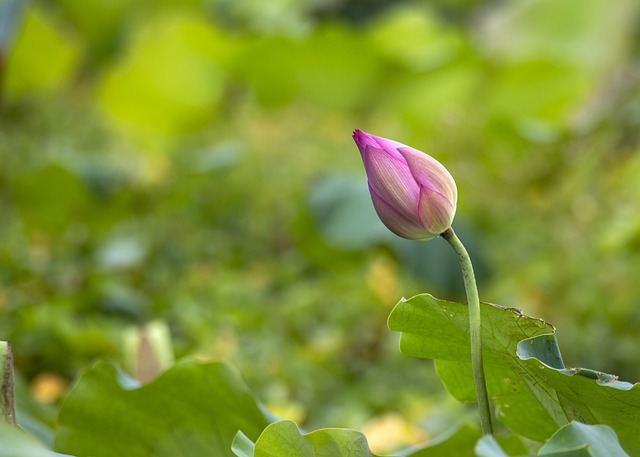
[1,0,640,452]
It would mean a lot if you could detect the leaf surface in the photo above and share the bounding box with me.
[0,423,69,457]
[54,361,271,457]
[233,420,486,457]
[388,294,640,455]
[538,422,629,457]
[238,420,376,457]
[476,421,629,457]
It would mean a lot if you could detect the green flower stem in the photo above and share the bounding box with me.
[441,227,493,435]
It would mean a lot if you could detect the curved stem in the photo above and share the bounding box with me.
[441,227,493,435]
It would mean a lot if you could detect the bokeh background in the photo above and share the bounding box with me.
[2,0,640,452]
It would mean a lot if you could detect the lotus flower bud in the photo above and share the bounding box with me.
[353,129,457,241]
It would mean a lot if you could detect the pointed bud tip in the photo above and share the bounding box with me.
[353,129,380,152]
[353,129,376,158]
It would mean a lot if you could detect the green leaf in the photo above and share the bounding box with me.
[539,422,629,457]
[97,14,229,140]
[476,434,591,457]
[368,5,464,72]
[474,436,511,457]
[401,423,480,456]
[233,420,486,457]
[0,423,68,457]
[231,431,256,457]
[54,361,271,457]
[4,5,79,98]
[475,422,628,457]
[292,25,381,111]
[54,0,129,59]
[13,163,93,235]
[480,0,633,69]
[240,420,376,457]
[387,294,640,455]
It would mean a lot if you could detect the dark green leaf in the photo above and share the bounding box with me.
[54,361,271,457]
[388,294,640,455]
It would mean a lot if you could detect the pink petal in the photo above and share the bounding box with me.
[371,137,409,162]
[369,184,436,241]
[417,187,456,235]
[398,147,457,205]
[363,145,420,221]
[353,130,380,158]
[353,130,407,162]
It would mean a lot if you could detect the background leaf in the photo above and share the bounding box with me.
[401,422,481,456]
[97,13,229,140]
[388,294,640,455]
[54,361,271,457]
[3,5,79,98]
